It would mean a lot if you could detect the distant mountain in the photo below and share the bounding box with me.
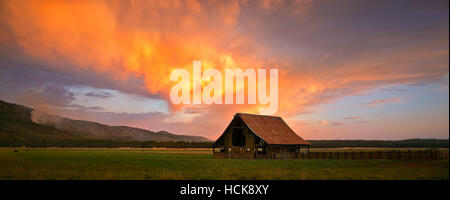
[0,100,211,147]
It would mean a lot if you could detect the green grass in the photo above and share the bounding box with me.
[0,148,448,180]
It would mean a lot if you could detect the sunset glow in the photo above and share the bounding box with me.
[0,0,448,140]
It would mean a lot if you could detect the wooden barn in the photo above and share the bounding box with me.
[212,113,312,159]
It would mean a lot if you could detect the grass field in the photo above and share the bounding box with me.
[0,148,448,180]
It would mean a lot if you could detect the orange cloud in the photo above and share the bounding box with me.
[1,0,246,91]
[0,0,448,140]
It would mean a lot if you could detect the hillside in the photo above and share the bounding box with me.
[36,116,210,142]
[0,100,211,147]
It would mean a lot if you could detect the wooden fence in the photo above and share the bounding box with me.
[297,149,448,160]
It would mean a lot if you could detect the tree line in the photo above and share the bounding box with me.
[306,139,449,148]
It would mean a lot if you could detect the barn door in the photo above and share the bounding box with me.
[231,128,245,147]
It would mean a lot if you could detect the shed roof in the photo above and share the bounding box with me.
[236,113,311,145]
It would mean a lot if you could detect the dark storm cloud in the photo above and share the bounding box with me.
[0,48,159,106]
[18,84,75,108]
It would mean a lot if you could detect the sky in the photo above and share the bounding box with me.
[0,0,448,140]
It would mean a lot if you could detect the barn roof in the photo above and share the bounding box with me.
[236,113,311,145]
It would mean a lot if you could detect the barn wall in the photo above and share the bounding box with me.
[213,117,258,159]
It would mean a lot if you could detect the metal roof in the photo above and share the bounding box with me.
[236,113,311,145]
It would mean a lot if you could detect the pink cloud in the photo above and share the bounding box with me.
[331,122,343,126]
[317,120,327,125]
[363,97,409,107]
[345,116,362,120]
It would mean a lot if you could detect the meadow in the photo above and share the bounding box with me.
[0,148,448,180]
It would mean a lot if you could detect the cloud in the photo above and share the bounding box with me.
[331,122,344,126]
[0,0,250,100]
[380,86,408,92]
[317,120,327,125]
[85,91,114,99]
[67,104,105,112]
[17,84,107,114]
[363,97,408,107]
[162,109,203,124]
[345,116,362,120]
[1,1,446,114]
[0,0,448,139]
[19,84,75,108]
